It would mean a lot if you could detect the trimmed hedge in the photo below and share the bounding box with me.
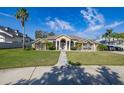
[97,44,108,51]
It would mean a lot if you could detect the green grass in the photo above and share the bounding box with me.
[0,49,60,69]
[67,51,124,65]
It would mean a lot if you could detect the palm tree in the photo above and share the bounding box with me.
[102,32,108,43]
[106,29,113,45]
[111,32,117,44]
[15,8,29,49]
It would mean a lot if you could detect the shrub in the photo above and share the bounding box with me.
[68,61,81,66]
[24,44,32,51]
[71,47,77,50]
[49,46,56,50]
[75,42,82,50]
[97,44,108,51]
[47,42,56,50]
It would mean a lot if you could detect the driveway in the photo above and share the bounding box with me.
[0,65,124,85]
[0,51,124,85]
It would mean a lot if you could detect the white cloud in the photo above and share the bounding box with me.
[81,8,104,27]
[85,24,104,32]
[75,30,100,39]
[81,8,124,33]
[0,12,14,18]
[105,21,124,29]
[46,18,75,31]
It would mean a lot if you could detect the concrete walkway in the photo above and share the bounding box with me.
[55,51,68,66]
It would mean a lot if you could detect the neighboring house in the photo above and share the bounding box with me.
[96,37,124,51]
[32,34,98,51]
[0,26,32,48]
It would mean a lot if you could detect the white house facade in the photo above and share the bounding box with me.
[33,35,98,51]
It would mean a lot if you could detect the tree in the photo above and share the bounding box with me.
[48,32,55,36]
[111,32,117,44]
[15,8,29,49]
[106,29,113,44]
[35,30,42,39]
[102,32,108,42]
[35,30,48,39]
[97,44,108,51]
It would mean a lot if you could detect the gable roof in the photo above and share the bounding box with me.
[56,34,72,39]
[47,34,84,41]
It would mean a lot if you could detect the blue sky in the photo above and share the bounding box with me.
[0,7,124,39]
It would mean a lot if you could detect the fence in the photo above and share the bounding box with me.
[0,42,22,49]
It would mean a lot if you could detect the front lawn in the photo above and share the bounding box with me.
[0,49,60,69]
[67,51,124,65]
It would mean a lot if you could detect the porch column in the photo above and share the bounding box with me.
[81,43,83,51]
[66,40,67,50]
[56,40,57,50]
[93,43,96,51]
[59,40,60,50]
[69,40,71,51]
[74,41,75,47]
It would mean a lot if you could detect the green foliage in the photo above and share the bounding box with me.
[15,8,29,27]
[75,42,82,50]
[15,8,29,49]
[118,33,124,38]
[97,44,108,51]
[102,29,124,42]
[35,31,56,39]
[47,42,56,50]
[68,61,81,66]
[48,32,55,36]
[71,47,77,50]
[35,30,48,39]
[35,31,42,39]
[24,44,32,51]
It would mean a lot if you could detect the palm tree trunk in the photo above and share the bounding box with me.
[105,37,106,43]
[22,26,25,49]
[113,38,114,45]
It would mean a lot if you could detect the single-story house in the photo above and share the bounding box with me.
[32,35,98,51]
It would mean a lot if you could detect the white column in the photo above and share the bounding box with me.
[69,40,71,51]
[65,40,67,50]
[81,43,83,51]
[74,41,75,47]
[93,43,96,51]
[56,40,57,50]
[59,40,60,50]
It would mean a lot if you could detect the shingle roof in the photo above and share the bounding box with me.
[47,35,84,41]
[69,35,84,41]
[47,36,57,40]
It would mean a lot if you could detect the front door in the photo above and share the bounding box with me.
[60,39,66,50]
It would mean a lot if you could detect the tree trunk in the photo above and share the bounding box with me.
[22,26,25,49]
[104,37,106,45]
[109,37,111,45]
[113,38,114,45]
